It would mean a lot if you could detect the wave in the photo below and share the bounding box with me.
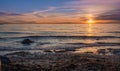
[0,35,119,40]
[9,35,120,39]
[0,46,43,51]
[0,42,119,51]
[107,31,120,33]
[0,32,32,34]
[65,42,120,46]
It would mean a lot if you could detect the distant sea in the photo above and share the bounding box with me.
[0,24,120,55]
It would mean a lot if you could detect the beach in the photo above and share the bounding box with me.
[1,52,120,71]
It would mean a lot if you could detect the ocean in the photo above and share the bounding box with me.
[0,24,120,55]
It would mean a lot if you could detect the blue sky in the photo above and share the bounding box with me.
[0,0,69,13]
[0,0,120,24]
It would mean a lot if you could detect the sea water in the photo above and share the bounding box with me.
[0,24,120,55]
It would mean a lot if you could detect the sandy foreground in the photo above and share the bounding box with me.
[0,51,120,71]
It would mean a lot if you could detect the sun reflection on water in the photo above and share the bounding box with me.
[87,23,93,36]
[86,14,95,36]
[85,14,96,44]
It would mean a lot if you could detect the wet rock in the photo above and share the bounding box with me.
[107,48,113,52]
[112,49,120,55]
[21,39,34,45]
[44,49,66,53]
[96,38,100,40]
[54,49,66,53]
[6,51,31,57]
[6,64,43,71]
[81,63,105,71]
[84,52,94,54]
[0,56,11,64]
[44,50,52,53]
[97,49,106,55]
[0,56,11,71]
[106,48,120,55]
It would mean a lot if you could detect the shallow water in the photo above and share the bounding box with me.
[0,24,120,55]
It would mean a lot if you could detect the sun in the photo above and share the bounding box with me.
[87,19,95,24]
[86,14,96,24]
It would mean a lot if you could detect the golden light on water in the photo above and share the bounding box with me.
[87,24,93,36]
[86,14,95,36]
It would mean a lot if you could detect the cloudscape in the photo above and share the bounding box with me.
[0,0,120,24]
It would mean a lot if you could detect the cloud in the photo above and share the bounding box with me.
[96,9,120,21]
[0,12,23,16]
[32,7,56,14]
[0,10,80,24]
[0,0,120,24]
[66,0,120,15]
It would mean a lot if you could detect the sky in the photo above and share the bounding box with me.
[0,0,120,24]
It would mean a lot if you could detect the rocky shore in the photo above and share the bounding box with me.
[1,52,120,71]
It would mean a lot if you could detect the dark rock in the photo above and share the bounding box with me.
[107,48,113,52]
[6,51,31,57]
[97,49,106,55]
[96,38,100,40]
[44,50,52,52]
[21,39,34,45]
[0,56,11,71]
[0,56,10,64]
[84,52,94,54]
[82,63,105,71]
[112,49,120,55]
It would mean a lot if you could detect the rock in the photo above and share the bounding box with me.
[107,48,113,52]
[44,50,52,52]
[0,56,11,64]
[96,38,100,40]
[97,49,106,55]
[0,56,11,71]
[106,48,120,55]
[44,49,67,53]
[21,39,34,45]
[6,51,31,57]
[112,49,120,55]
[82,63,105,71]
[54,49,66,53]
[84,52,94,54]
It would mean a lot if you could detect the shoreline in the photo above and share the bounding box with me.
[1,52,120,71]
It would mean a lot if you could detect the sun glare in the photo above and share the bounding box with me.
[86,14,95,24]
[87,19,95,24]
